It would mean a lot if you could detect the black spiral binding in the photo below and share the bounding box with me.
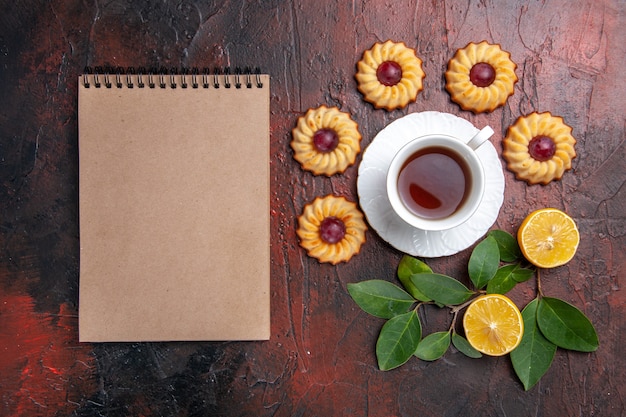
[82,66,264,89]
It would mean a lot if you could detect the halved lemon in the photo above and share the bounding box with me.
[463,294,524,356]
[518,208,579,268]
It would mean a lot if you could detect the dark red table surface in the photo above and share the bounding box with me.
[1,1,625,416]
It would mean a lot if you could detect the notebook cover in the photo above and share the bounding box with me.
[78,73,270,342]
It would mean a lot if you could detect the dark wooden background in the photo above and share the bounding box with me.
[1,1,624,416]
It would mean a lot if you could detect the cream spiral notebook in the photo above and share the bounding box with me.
[78,67,270,342]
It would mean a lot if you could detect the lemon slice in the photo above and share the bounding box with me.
[518,208,580,268]
[463,294,524,356]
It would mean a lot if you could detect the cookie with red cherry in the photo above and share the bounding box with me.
[502,112,577,185]
[355,40,425,111]
[297,195,367,265]
[445,41,518,113]
[291,105,362,176]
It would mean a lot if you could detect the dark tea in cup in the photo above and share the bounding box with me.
[397,146,471,220]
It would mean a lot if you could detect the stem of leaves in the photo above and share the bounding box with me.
[449,296,477,332]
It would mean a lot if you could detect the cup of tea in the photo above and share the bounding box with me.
[386,126,494,231]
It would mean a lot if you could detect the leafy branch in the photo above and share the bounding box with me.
[347,230,599,390]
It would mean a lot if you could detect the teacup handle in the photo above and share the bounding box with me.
[466,126,494,150]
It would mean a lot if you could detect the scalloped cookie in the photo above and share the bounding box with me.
[445,41,518,113]
[297,195,367,265]
[503,112,576,185]
[355,40,425,111]
[291,106,362,176]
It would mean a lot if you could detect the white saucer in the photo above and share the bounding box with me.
[357,111,505,258]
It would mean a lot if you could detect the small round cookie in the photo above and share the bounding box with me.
[445,41,518,113]
[355,40,425,111]
[297,195,367,265]
[291,105,362,176]
[503,112,576,185]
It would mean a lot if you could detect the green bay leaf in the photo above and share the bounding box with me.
[511,265,534,283]
[486,264,532,294]
[489,229,522,262]
[376,310,422,370]
[468,235,500,289]
[410,273,473,306]
[397,255,432,301]
[510,298,557,391]
[347,280,415,319]
[414,331,451,361]
[451,332,482,358]
[537,297,599,352]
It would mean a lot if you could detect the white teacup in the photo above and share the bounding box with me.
[386,126,494,231]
